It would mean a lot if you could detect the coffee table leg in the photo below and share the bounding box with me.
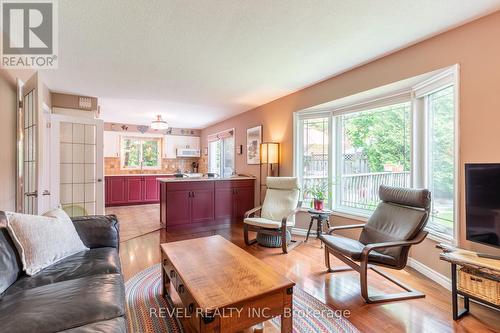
[161,260,170,296]
[281,288,293,333]
[200,315,220,333]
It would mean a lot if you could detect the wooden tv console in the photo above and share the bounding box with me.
[437,244,500,320]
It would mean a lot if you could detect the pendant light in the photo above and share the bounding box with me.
[151,115,169,130]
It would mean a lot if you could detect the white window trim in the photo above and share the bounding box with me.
[120,136,162,170]
[207,128,235,177]
[294,65,460,244]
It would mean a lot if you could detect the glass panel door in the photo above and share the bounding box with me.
[60,122,98,217]
[23,89,37,214]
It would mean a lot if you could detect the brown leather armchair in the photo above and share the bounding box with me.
[319,185,431,303]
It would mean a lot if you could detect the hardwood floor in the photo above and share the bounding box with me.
[106,204,162,241]
[117,207,500,333]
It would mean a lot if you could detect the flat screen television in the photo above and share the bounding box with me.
[465,163,500,248]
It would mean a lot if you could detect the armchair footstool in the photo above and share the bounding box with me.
[256,229,291,248]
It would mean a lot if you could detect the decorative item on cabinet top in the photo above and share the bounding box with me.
[105,122,201,136]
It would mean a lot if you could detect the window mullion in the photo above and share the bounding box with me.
[327,116,333,209]
[334,116,341,210]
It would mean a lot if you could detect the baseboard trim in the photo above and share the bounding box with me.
[407,257,451,290]
[291,227,316,237]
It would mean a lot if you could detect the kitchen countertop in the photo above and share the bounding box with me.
[105,173,177,177]
[158,176,256,182]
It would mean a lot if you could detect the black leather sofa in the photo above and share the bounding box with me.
[0,213,127,333]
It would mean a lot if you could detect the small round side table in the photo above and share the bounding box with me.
[305,209,332,248]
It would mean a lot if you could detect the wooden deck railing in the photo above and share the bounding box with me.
[302,171,411,209]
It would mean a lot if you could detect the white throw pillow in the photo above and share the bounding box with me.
[6,209,89,276]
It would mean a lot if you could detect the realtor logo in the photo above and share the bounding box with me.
[1,0,58,68]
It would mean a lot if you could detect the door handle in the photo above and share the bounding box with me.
[42,190,51,196]
[97,178,103,182]
[25,191,38,197]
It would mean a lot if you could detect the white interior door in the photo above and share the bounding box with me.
[51,115,104,217]
[17,73,54,215]
[21,81,38,214]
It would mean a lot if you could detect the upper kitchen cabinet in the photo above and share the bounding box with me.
[103,131,121,157]
[163,135,200,158]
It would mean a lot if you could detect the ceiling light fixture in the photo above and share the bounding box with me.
[151,115,169,130]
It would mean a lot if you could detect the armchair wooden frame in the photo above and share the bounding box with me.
[244,204,302,254]
[324,224,428,303]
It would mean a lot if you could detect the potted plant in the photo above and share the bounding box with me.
[305,183,328,211]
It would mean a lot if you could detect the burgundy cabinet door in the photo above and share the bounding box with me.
[191,189,215,224]
[235,186,255,219]
[109,177,127,204]
[144,177,159,202]
[166,190,191,226]
[214,188,234,220]
[126,177,144,203]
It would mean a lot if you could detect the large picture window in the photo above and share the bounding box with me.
[299,117,330,207]
[424,85,456,236]
[339,102,411,212]
[121,137,161,170]
[295,68,458,240]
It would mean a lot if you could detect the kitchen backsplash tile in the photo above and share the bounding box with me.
[105,157,200,175]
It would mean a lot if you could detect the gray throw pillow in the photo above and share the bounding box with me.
[6,209,89,276]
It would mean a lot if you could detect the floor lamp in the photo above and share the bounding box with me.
[259,142,280,203]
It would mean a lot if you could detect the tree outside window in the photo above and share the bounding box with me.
[121,137,161,170]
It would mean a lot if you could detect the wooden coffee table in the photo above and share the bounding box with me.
[161,235,295,333]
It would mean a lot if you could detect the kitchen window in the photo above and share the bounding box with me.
[208,129,235,178]
[294,66,458,240]
[121,137,161,170]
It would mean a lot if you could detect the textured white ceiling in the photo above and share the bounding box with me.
[41,0,500,128]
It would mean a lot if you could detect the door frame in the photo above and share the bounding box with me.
[50,114,104,215]
[16,79,24,212]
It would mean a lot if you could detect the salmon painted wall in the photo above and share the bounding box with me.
[0,70,17,211]
[201,11,500,276]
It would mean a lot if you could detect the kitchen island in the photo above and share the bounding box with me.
[158,177,256,230]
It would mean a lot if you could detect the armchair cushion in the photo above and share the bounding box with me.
[261,177,300,223]
[358,186,430,265]
[379,184,431,209]
[244,217,295,229]
[359,202,427,259]
[320,234,398,267]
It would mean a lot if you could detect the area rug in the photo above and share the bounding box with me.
[125,264,359,333]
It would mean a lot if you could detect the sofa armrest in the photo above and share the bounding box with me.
[71,215,120,250]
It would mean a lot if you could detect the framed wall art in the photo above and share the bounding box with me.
[246,125,262,165]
